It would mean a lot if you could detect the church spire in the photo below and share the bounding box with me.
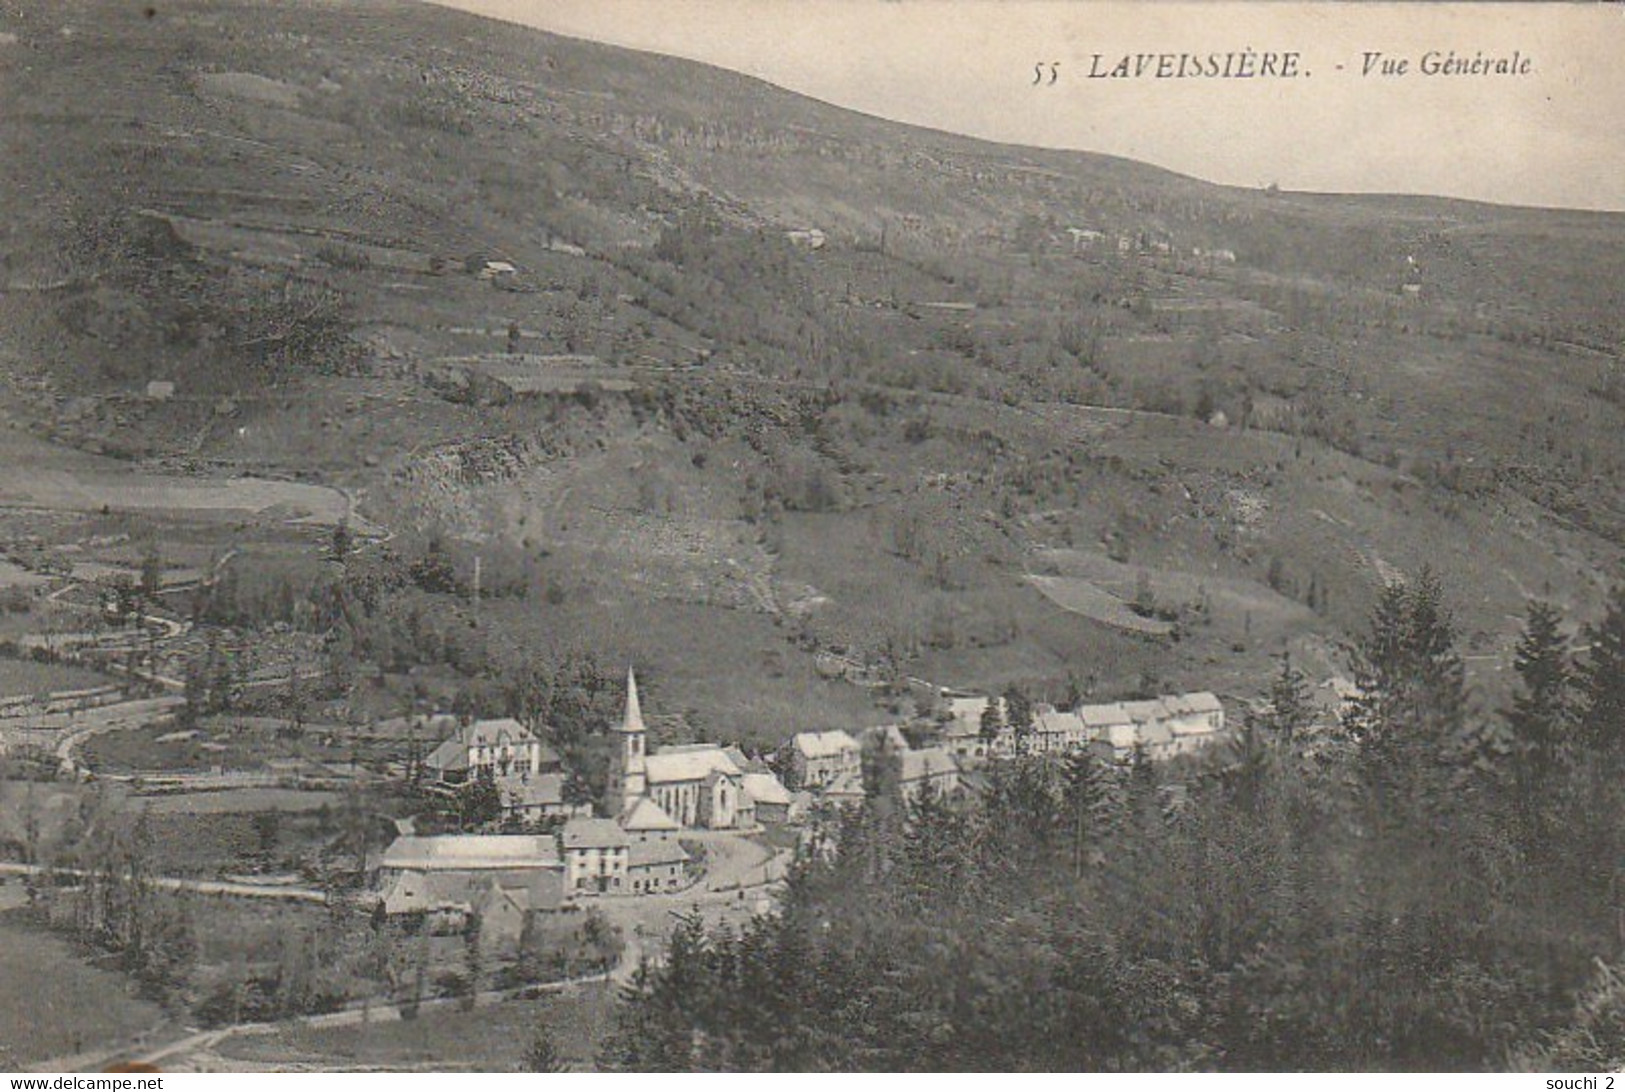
[622,665,645,734]
[609,665,648,816]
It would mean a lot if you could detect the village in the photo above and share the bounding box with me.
[362,665,1228,950]
[0,594,1233,973]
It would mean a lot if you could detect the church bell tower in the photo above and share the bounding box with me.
[608,665,648,815]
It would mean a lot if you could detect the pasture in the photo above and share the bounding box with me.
[212,984,616,1071]
[0,909,168,1068]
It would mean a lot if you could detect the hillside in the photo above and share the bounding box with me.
[1,0,1623,738]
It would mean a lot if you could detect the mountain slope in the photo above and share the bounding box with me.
[1,0,1622,732]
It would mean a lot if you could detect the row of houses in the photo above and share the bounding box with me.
[939,691,1226,763]
[1062,226,1237,265]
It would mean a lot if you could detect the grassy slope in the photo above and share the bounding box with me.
[213,984,616,1071]
[0,910,168,1067]
[0,0,1621,730]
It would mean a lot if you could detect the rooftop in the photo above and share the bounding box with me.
[1164,692,1224,716]
[629,840,691,868]
[793,729,860,759]
[645,746,741,785]
[506,772,566,807]
[618,796,681,832]
[380,834,560,871]
[1079,703,1134,728]
[741,771,792,806]
[561,817,630,850]
[899,747,959,782]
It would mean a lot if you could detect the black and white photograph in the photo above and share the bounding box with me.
[1,0,1623,1074]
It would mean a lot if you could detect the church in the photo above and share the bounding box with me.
[607,668,781,831]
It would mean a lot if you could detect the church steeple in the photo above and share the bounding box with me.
[608,665,648,815]
[622,665,646,735]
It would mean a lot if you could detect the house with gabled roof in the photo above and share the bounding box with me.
[897,746,961,803]
[627,839,690,894]
[788,729,861,790]
[423,717,558,784]
[560,817,630,894]
[741,771,793,823]
[618,796,681,842]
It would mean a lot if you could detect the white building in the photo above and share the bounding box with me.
[788,729,862,790]
[424,717,555,784]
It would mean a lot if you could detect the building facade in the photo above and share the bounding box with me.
[789,729,862,789]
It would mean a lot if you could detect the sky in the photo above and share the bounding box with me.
[426,1,1625,213]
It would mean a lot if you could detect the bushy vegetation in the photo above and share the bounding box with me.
[599,571,1625,1071]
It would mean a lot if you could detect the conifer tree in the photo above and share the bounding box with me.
[1342,567,1467,794]
[1507,598,1574,780]
[1578,582,1625,762]
[1261,653,1315,750]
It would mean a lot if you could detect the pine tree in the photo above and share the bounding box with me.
[1003,685,1034,756]
[1261,653,1315,749]
[1342,567,1467,793]
[1507,598,1574,780]
[979,699,1005,751]
[1578,582,1625,762]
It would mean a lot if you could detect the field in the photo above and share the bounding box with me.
[0,655,116,697]
[137,787,344,815]
[0,466,351,526]
[0,909,168,1068]
[81,717,397,777]
[1026,574,1173,637]
[210,985,616,1072]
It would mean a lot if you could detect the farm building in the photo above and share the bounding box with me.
[375,834,566,919]
[940,693,1005,760]
[501,772,589,822]
[741,771,793,823]
[627,840,690,895]
[786,228,826,250]
[896,747,961,803]
[822,770,867,810]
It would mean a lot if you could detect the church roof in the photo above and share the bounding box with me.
[645,747,741,785]
[618,796,680,832]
